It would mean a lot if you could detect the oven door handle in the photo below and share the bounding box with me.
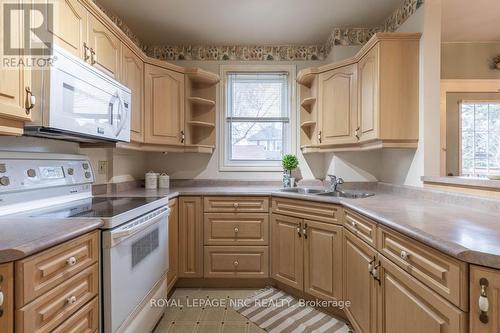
[111,208,169,241]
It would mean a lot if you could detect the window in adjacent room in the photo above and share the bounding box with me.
[221,67,294,170]
[460,101,500,177]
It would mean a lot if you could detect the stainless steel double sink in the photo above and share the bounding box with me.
[279,187,375,199]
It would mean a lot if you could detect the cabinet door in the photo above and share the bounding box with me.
[47,0,87,58]
[318,65,357,145]
[378,256,467,333]
[144,64,185,145]
[470,265,500,333]
[167,198,179,290]
[304,220,343,301]
[178,197,203,278]
[271,213,303,290]
[0,263,13,333]
[343,230,378,333]
[87,15,121,79]
[0,1,31,134]
[121,45,144,142]
[358,44,379,143]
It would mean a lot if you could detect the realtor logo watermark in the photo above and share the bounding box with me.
[1,1,55,69]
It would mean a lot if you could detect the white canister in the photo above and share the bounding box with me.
[159,173,170,189]
[145,171,159,189]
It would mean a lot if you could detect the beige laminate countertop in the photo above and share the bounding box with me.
[0,217,103,264]
[117,186,500,269]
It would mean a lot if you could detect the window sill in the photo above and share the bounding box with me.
[219,165,284,172]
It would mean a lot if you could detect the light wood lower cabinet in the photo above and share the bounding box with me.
[0,263,14,333]
[378,256,467,333]
[271,197,342,224]
[51,297,98,333]
[271,214,303,290]
[204,196,269,213]
[179,196,203,278]
[204,246,269,278]
[167,198,179,291]
[470,265,500,333]
[343,230,378,333]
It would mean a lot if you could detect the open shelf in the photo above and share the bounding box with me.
[187,120,216,128]
[188,96,216,106]
[185,68,220,86]
[300,97,316,111]
[300,121,316,129]
[296,71,317,88]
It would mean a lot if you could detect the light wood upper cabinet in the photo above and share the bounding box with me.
[271,214,303,290]
[304,220,343,301]
[121,45,144,142]
[378,256,467,333]
[87,14,121,79]
[343,230,378,333]
[318,64,358,145]
[470,265,500,333]
[0,0,31,135]
[178,197,203,278]
[144,64,185,146]
[358,45,379,143]
[167,198,179,291]
[47,0,87,58]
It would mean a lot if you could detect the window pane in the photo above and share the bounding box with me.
[475,103,489,131]
[461,103,474,132]
[230,122,285,161]
[229,73,287,118]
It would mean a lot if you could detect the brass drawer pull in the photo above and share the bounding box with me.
[479,278,489,324]
[368,257,375,273]
[303,223,308,239]
[66,256,77,266]
[233,260,239,267]
[0,291,4,307]
[234,226,239,233]
[66,295,77,305]
[233,203,239,208]
[297,223,302,238]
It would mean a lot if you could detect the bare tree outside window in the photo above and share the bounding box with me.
[460,101,500,177]
[225,73,290,164]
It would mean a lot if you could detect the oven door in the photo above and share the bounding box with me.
[102,207,169,333]
[48,46,131,142]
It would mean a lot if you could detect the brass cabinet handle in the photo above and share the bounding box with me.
[368,257,375,273]
[372,261,381,284]
[400,250,410,261]
[233,202,239,209]
[355,127,360,140]
[297,223,302,238]
[180,130,185,143]
[479,278,489,324]
[90,48,97,65]
[318,131,322,144]
[83,42,91,62]
[303,223,308,239]
[25,87,36,114]
[66,295,77,305]
[234,226,239,233]
[0,291,4,307]
[233,260,239,267]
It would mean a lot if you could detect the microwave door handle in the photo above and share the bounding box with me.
[111,209,170,242]
[111,92,128,137]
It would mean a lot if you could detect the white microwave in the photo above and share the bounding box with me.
[25,46,131,143]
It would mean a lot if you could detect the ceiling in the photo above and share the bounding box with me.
[97,0,402,45]
[442,0,500,42]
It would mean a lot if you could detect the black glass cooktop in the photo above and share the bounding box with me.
[28,196,165,218]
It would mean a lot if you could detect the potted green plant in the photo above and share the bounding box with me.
[282,154,299,188]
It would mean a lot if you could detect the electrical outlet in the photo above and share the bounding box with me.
[98,161,108,175]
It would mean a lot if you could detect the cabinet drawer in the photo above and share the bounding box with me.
[15,231,99,306]
[204,246,269,278]
[16,264,99,333]
[271,197,341,224]
[204,196,269,213]
[378,226,468,310]
[204,213,269,245]
[343,209,377,247]
[52,297,99,333]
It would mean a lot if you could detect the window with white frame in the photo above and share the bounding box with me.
[221,68,293,170]
[460,101,500,177]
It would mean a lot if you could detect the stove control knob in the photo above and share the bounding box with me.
[82,163,89,170]
[84,171,91,179]
[0,176,10,186]
[27,169,36,178]
[0,164,6,173]
[67,168,74,176]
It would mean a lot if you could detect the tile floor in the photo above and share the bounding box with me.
[152,288,266,333]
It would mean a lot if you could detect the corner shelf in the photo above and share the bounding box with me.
[296,71,317,88]
[187,120,216,128]
[300,97,316,111]
[188,96,216,107]
[185,68,220,85]
[300,121,316,129]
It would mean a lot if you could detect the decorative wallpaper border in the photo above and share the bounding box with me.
[96,0,424,61]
